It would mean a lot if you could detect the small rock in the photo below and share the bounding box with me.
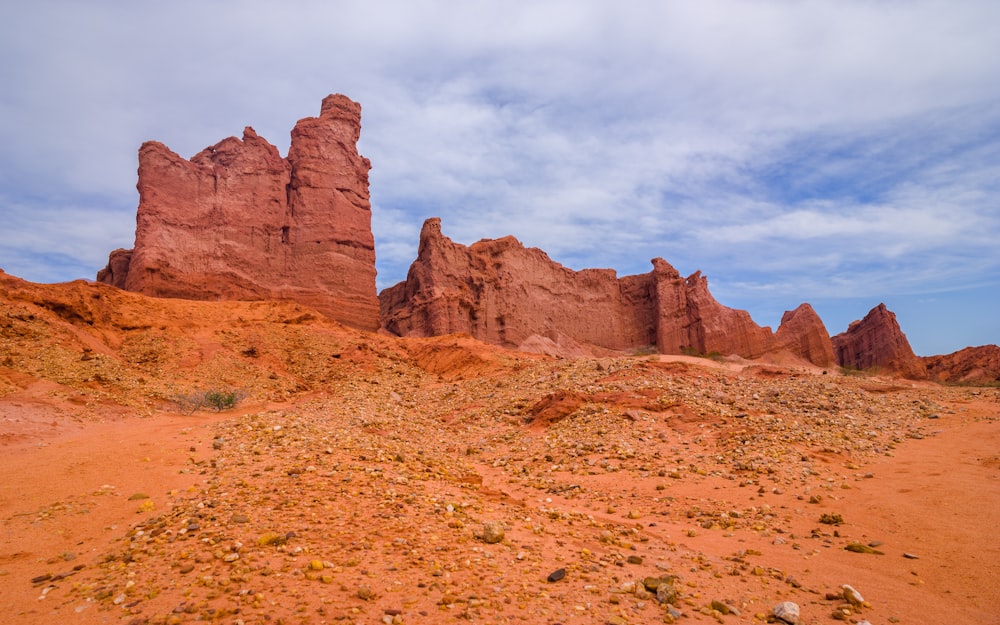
[357,585,376,600]
[626,555,643,565]
[711,599,739,616]
[480,520,505,544]
[845,542,884,555]
[231,513,250,524]
[656,581,679,605]
[547,568,566,583]
[903,552,920,559]
[773,601,800,625]
[842,584,864,606]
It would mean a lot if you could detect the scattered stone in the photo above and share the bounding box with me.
[903,552,920,559]
[845,542,884,555]
[547,568,566,583]
[711,599,739,615]
[357,585,376,600]
[626,555,643,565]
[480,520,505,544]
[231,513,250,524]
[127,493,149,501]
[842,584,865,606]
[772,601,800,625]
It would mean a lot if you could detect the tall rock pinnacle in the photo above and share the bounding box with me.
[97,94,378,331]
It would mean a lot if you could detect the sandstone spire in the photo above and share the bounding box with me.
[98,95,378,331]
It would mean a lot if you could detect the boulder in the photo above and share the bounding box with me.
[832,303,927,378]
[97,95,378,331]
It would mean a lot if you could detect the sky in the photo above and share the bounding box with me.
[1,0,998,356]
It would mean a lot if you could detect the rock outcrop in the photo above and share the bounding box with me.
[832,303,927,378]
[774,304,836,367]
[97,95,378,331]
[922,344,1000,385]
[380,218,834,365]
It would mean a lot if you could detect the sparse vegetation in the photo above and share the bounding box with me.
[819,512,845,525]
[205,389,242,411]
[172,388,247,414]
[681,346,725,361]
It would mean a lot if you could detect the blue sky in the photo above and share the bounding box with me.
[1,0,998,356]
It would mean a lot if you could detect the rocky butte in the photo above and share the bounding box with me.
[97,94,379,331]
[832,303,927,379]
[380,218,836,366]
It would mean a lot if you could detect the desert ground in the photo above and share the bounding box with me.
[1,277,998,625]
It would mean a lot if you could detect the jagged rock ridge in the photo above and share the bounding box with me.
[97,94,378,331]
[922,344,1000,385]
[380,218,836,366]
[832,303,927,379]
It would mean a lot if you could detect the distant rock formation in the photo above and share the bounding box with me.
[379,218,833,365]
[97,94,379,331]
[832,303,927,378]
[922,344,1000,385]
[774,304,836,367]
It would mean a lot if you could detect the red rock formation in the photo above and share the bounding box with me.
[649,259,776,358]
[774,303,836,367]
[97,95,378,331]
[832,303,927,378]
[922,345,1000,385]
[380,218,834,365]
[379,218,653,351]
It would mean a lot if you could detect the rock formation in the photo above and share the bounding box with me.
[97,95,379,331]
[832,303,927,378]
[380,218,834,365]
[922,344,1000,385]
[774,304,836,367]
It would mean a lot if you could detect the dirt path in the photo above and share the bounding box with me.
[0,408,231,623]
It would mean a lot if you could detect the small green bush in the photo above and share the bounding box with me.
[172,388,246,414]
[204,390,242,411]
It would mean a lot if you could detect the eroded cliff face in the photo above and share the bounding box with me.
[379,218,654,351]
[774,303,836,367]
[97,95,378,331]
[832,303,927,379]
[380,218,834,364]
[922,344,1000,385]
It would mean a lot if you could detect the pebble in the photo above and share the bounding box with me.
[773,601,800,625]
[711,599,739,615]
[547,568,566,583]
[480,520,505,544]
[842,584,864,606]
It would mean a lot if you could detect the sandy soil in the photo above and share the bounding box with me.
[2,368,997,625]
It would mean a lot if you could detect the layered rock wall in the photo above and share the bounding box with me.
[97,95,378,331]
[380,219,834,365]
[922,344,1000,384]
[832,303,927,378]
